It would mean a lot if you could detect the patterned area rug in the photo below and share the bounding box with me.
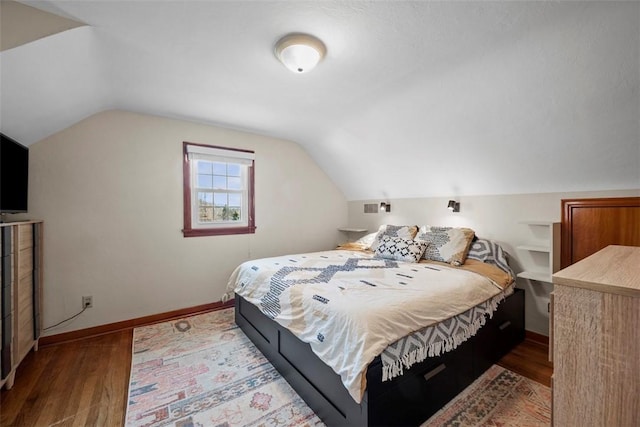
[125,308,322,427]
[126,308,550,427]
[423,365,551,426]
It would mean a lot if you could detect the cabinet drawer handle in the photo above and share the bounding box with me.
[423,363,446,382]
[499,320,512,331]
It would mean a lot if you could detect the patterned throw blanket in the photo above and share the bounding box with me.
[224,250,510,403]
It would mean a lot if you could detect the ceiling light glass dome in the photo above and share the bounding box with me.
[275,33,326,73]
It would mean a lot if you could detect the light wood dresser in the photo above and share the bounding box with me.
[551,245,639,427]
[0,220,43,390]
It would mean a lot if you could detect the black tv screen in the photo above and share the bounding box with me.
[0,133,29,213]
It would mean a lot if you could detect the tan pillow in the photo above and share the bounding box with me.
[336,242,370,251]
[416,226,475,266]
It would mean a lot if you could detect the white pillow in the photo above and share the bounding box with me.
[354,232,378,248]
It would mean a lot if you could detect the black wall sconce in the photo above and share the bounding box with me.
[447,200,460,213]
[380,202,391,213]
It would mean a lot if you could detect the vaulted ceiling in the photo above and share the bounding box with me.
[1,1,638,200]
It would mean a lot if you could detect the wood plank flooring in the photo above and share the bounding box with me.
[1,331,131,427]
[498,337,553,387]
[1,329,552,427]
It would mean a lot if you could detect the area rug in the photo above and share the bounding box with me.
[423,364,551,426]
[125,308,321,427]
[126,308,551,427]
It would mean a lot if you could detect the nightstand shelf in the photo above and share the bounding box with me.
[517,244,550,253]
[517,270,551,283]
[338,227,368,244]
[516,221,560,284]
[337,228,368,233]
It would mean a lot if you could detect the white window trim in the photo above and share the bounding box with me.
[190,157,249,229]
[183,142,256,237]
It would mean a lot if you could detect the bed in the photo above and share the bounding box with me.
[225,227,525,426]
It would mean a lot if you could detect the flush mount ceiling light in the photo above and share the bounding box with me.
[274,33,326,73]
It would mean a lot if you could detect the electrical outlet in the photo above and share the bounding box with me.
[82,296,93,308]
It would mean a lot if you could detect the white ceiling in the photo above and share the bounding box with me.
[1,1,638,200]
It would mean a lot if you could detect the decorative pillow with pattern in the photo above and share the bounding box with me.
[467,238,515,278]
[374,236,428,263]
[370,224,419,251]
[415,226,475,266]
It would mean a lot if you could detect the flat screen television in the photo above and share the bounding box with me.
[0,133,29,213]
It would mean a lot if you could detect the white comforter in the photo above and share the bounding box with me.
[225,250,504,403]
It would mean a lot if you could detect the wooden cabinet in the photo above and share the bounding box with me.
[0,221,42,390]
[551,245,639,427]
[560,197,640,269]
[516,221,560,283]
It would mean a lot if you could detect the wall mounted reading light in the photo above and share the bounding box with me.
[275,33,326,73]
[380,202,391,213]
[447,200,460,213]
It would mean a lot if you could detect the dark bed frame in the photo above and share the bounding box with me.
[235,288,524,426]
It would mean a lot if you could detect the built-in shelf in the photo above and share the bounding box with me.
[516,221,560,284]
[519,220,555,226]
[338,227,368,244]
[338,227,368,233]
[518,270,552,282]
[517,244,551,253]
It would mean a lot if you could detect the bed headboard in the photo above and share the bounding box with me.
[561,197,640,268]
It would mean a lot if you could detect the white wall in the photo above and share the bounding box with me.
[347,189,640,335]
[16,109,638,337]
[26,110,347,335]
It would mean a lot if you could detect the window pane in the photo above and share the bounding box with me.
[212,162,226,175]
[228,193,242,206]
[213,176,227,189]
[198,192,213,205]
[197,161,213,174]
[214,206,228,221]
[213,193,227,206]
[227,163,241,177]
[197,174,213,188]
[199,206,213,223]
[228,177,242,190]
[229,207,241,221]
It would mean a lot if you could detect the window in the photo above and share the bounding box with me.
[183,142,255,237]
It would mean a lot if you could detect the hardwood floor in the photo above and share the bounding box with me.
[1,332,131,427]
[498,336,554,387]
[1,329,552,427]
